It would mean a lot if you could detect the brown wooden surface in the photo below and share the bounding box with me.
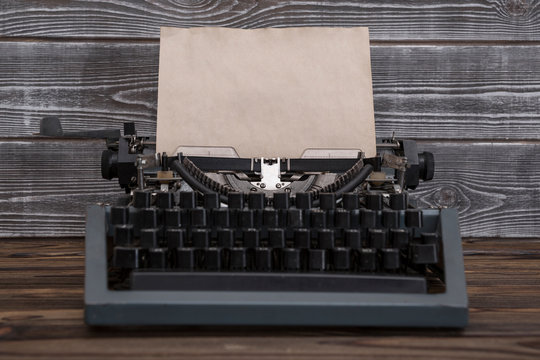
[1,237,540,359]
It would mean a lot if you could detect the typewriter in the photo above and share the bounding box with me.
[74,119,468,327]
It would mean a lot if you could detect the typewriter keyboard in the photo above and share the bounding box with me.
[107,190,445,294]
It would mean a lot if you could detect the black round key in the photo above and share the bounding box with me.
[319,193,336,210]
[140,228,160,248]
[342,193,359,210]
[248,193,265,209]
[213,208,230,228]
[239,209,254,228]
[361,209,377,228]
[405,209,423,228]
[310,209,326,228]
[390,193,408,210]
[411,244,438,264]
[141,208,159,228]
[283,248,301,271]
[192,229,209,248]
[133,190,151,208]
[359,248,377,271]
[349,209,360,227]
[287,208,303,228]
[114,224,133,246]
[113,247,141,268]
[255,248,272,271]
[263,209,279,227]
[217,229,234,248]
[294,229,311,249]
[179,191,196,209]
[366,193,383,211]
[230,248,247,270]
[382,248,400,270]
[176,248,195,270]
[295,192,312,209]
[335,209,350,228]
[382,210,400,228]
[422,232,439,245]
[243,228,260,248]
[190,208,207,227]
[156,192,174,209]
[390,228,409,249]
[318,229,335,249]
[268,228,285,248]
[204,192,220,209]
[148,248,168,269]
[227,192,245,209]
[205,248,222,270]
[344,229,362,249]
[164,208,182,227]
[166,228,185,249]
[309,249,327,271]
[111,206,129,225]
[422,232,440,251]
[332,248,351,271]
[368,228,388,249]
[273,192,290,209]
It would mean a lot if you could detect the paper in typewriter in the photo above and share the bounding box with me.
[156,26,376,158]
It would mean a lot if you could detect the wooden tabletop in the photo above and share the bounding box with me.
[1,238,539,359]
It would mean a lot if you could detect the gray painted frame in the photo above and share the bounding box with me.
[85,205,468,327]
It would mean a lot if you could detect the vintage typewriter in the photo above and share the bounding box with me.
[75,119,468,327]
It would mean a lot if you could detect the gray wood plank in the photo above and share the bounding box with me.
[411,141,540,238]
[372,45,540,139]
[0,139,125,237]
[1,41,539,140]
[0,0,539,41]
[0,139,538,237]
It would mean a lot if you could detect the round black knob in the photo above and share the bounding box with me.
[101,149,118,180]
[418,151,435,181]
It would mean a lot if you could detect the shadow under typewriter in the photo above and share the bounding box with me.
[85,191,467,327]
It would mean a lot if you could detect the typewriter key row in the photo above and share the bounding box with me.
[113,238,438,271]
[111,207,423,231]
[129,190,410,211]
[113,245,434,272]
[114,224,437,250]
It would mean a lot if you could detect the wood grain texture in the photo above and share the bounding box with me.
[0,139,125,237]
[1,238,540,359]
[1,139,539,238]
[412,142,540,238]
[1,41,539,140]
[0,0,539,41]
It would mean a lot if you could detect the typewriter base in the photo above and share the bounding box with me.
[84,205,468,327]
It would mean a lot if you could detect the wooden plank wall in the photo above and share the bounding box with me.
[0,1,539,238]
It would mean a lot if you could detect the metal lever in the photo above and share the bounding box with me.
[39,116,120,139]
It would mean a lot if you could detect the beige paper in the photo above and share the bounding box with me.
[156,26,376,158]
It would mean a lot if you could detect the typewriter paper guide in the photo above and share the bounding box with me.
[156,26,376,158]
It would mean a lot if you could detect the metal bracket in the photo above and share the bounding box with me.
[251,158,291,190]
